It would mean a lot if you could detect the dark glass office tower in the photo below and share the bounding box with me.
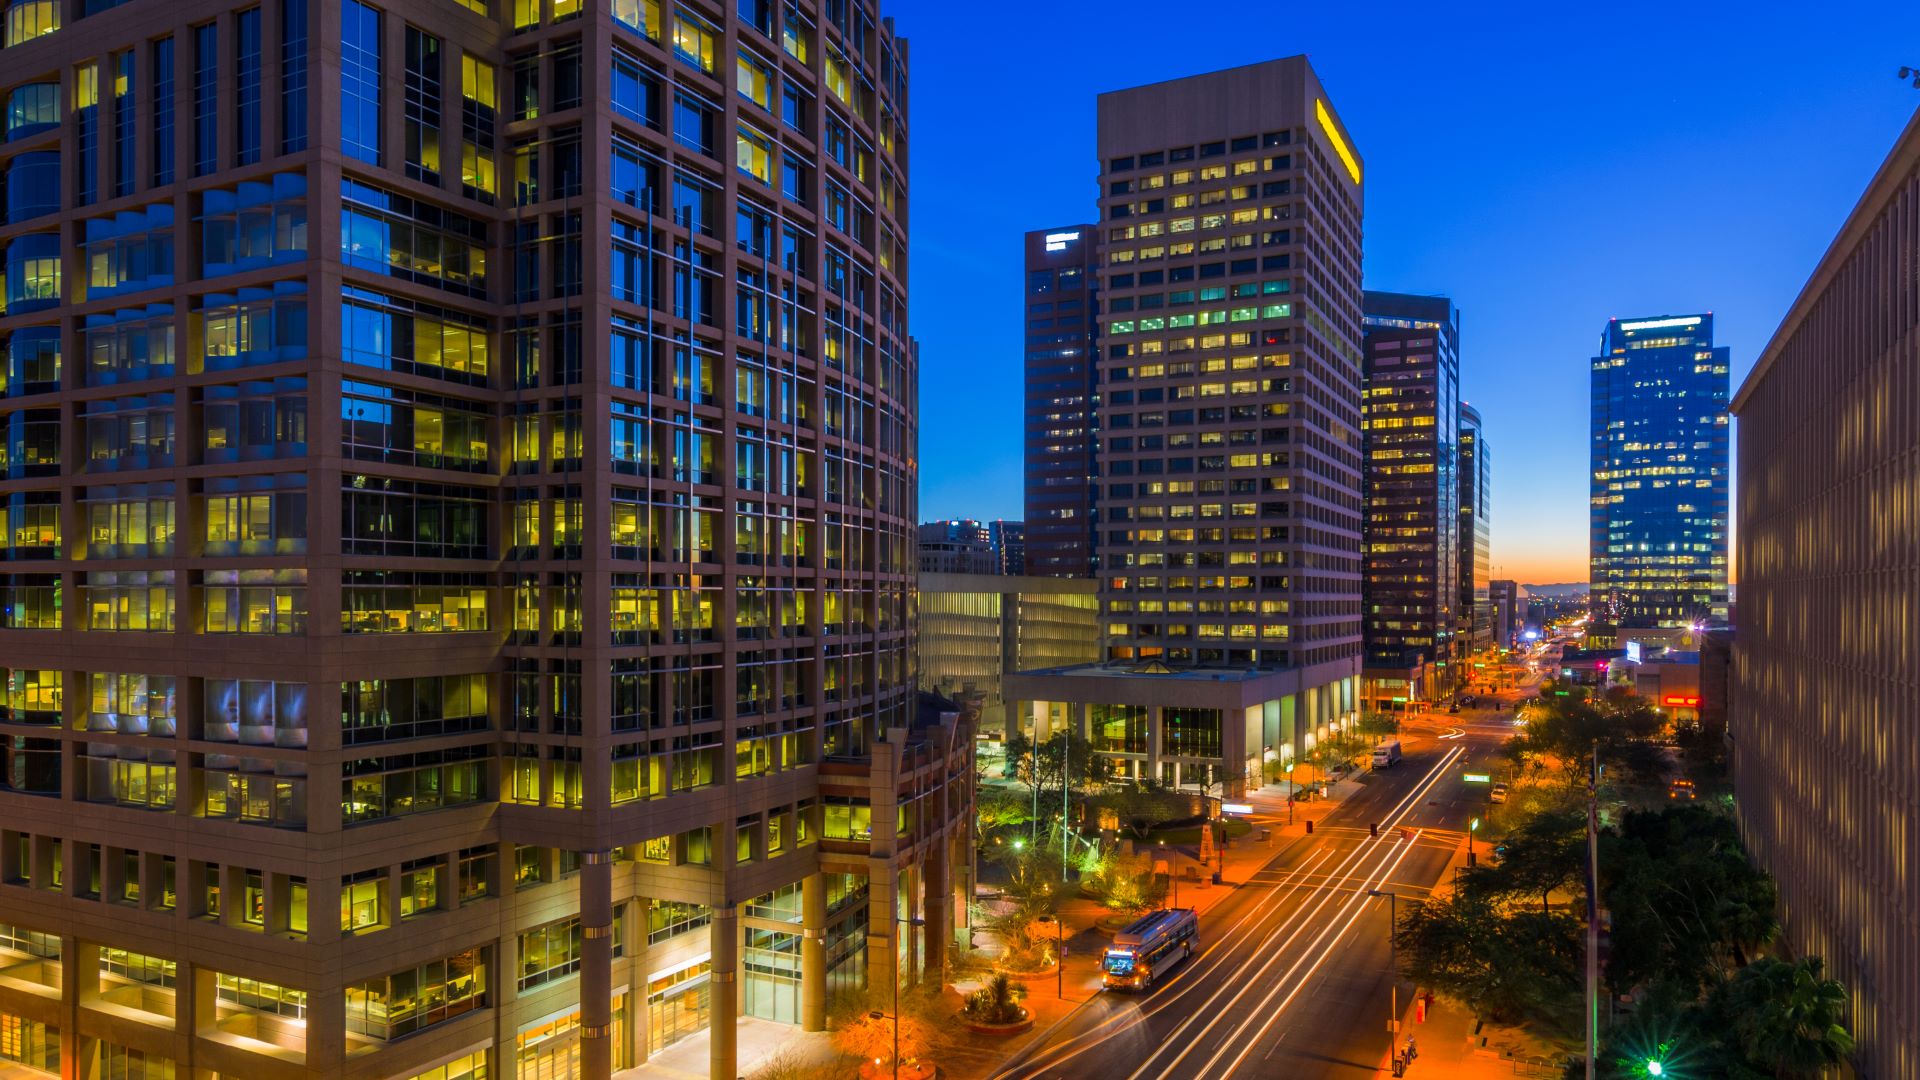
[1459,403,1492,647]
[1589,315,1730,626]
[0,3,960,1079]
[1023,225,1099,577]
[1360,291,1459,710]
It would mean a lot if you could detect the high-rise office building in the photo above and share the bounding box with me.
[1007,56,1364,795]
[1589,314,1730,626]
[1359,291,1459,710]
[1458,402,1492,648]
[1731,111,1919,1080]
[1488,579,1521,649]
[1023,224,1099,578]
[988,518,1025,575]
[0,3,963,1079]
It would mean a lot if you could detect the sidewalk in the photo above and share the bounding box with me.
[1371,994,1573,1079]
[616,1018,835,1080]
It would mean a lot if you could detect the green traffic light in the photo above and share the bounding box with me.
[1469,817,1480,832]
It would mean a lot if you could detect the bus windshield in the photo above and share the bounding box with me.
[1103,950,1135,975]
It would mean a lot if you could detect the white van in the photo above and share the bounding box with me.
[1371,739,1402,768]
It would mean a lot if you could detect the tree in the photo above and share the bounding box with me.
[1394,891,1581,1030]
[974,786,1031,838]
[1463,808,1584,914]
[1008,731,1110,832]
[1601,805,1778,995]
[1510,682,1670,790]
[1711,957,1855,1078]
[1356,712,1400,741]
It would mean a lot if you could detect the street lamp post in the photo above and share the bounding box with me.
[1157,839,1178,908]
[1369,889,1401,1074]
[870,915,926,1080]
[1037,914,1065,999]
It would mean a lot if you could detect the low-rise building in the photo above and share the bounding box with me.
[916,573,1100,739]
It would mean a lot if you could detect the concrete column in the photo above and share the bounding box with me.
[709,906,739,1080]
[865,860,896,1011]
[304,967,346,1075]
[922,836,950,986]
[800,873,827,1031]
[579,850,615,1079]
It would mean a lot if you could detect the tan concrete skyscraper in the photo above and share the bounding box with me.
[0,1,964,1078]
[1008,56,1365,795]
[1731,109,1920,1080]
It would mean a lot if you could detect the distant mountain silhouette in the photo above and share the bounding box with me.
[1520,583,1589,598]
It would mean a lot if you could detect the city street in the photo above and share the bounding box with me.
[987,692,1526,1080]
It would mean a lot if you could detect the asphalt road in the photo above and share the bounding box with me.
[989,704,1524,1080]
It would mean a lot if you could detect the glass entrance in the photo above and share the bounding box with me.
[647,960,710,1054]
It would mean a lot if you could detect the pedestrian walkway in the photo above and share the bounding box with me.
[615,1018,835,1080]
[1370,993,1573,1079]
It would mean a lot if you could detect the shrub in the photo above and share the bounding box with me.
[963,972,1027,1025]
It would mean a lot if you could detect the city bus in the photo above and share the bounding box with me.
[1102,908,1199,991]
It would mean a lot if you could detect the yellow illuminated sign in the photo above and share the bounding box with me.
[1315,99,1360,184]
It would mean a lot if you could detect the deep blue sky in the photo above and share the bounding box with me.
[896,0,1920,583]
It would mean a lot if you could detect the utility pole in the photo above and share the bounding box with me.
[1369,889,1400,1072]
[1584,741,1600,1080]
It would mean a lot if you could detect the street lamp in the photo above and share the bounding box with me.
[1468,816,1481,868]
[1037,913,1065,998]
[1369,889,1402,1074]
[1157,839,1178,908]
[869,915,926,1080]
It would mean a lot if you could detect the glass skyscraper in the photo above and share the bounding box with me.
[0,2,959,1078]
[1589,314,1730,626]
[1359,291,1459,710]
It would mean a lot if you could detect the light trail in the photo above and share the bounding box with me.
[990,744,1464,1080]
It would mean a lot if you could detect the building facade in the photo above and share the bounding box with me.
[917,518,994,574]
[1359,291,1459,711]
[1022,225,1098,579]
[987,518,1024,575]
[915,572,1099,740]
[0,2,963,1079]
[1488,578,1521,650]
[1009,56,1365,796]
[1589,314,1730,627]
[1457,402,1491,650]
[1730,109,1920,1080]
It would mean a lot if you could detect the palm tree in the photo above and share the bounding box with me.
[1717,957,1855,1077]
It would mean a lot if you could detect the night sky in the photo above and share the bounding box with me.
[892,0,1920,583]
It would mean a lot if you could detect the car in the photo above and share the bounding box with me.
[1447,703,1461,714]
[1668,779,1697,800]
[1490,783,1508,804]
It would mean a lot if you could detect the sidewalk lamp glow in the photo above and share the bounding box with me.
[1013,838,1024,851]
[1646,1061,1664,1077]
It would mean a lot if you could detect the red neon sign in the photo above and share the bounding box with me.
[1662,695,1700,707]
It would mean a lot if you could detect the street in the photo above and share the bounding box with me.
[988,678,1536,1080]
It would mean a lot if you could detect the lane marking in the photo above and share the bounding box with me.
[994,745,1464,1080]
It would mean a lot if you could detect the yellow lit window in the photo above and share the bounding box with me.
[737,52,772,111]
[673,15,717,73]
